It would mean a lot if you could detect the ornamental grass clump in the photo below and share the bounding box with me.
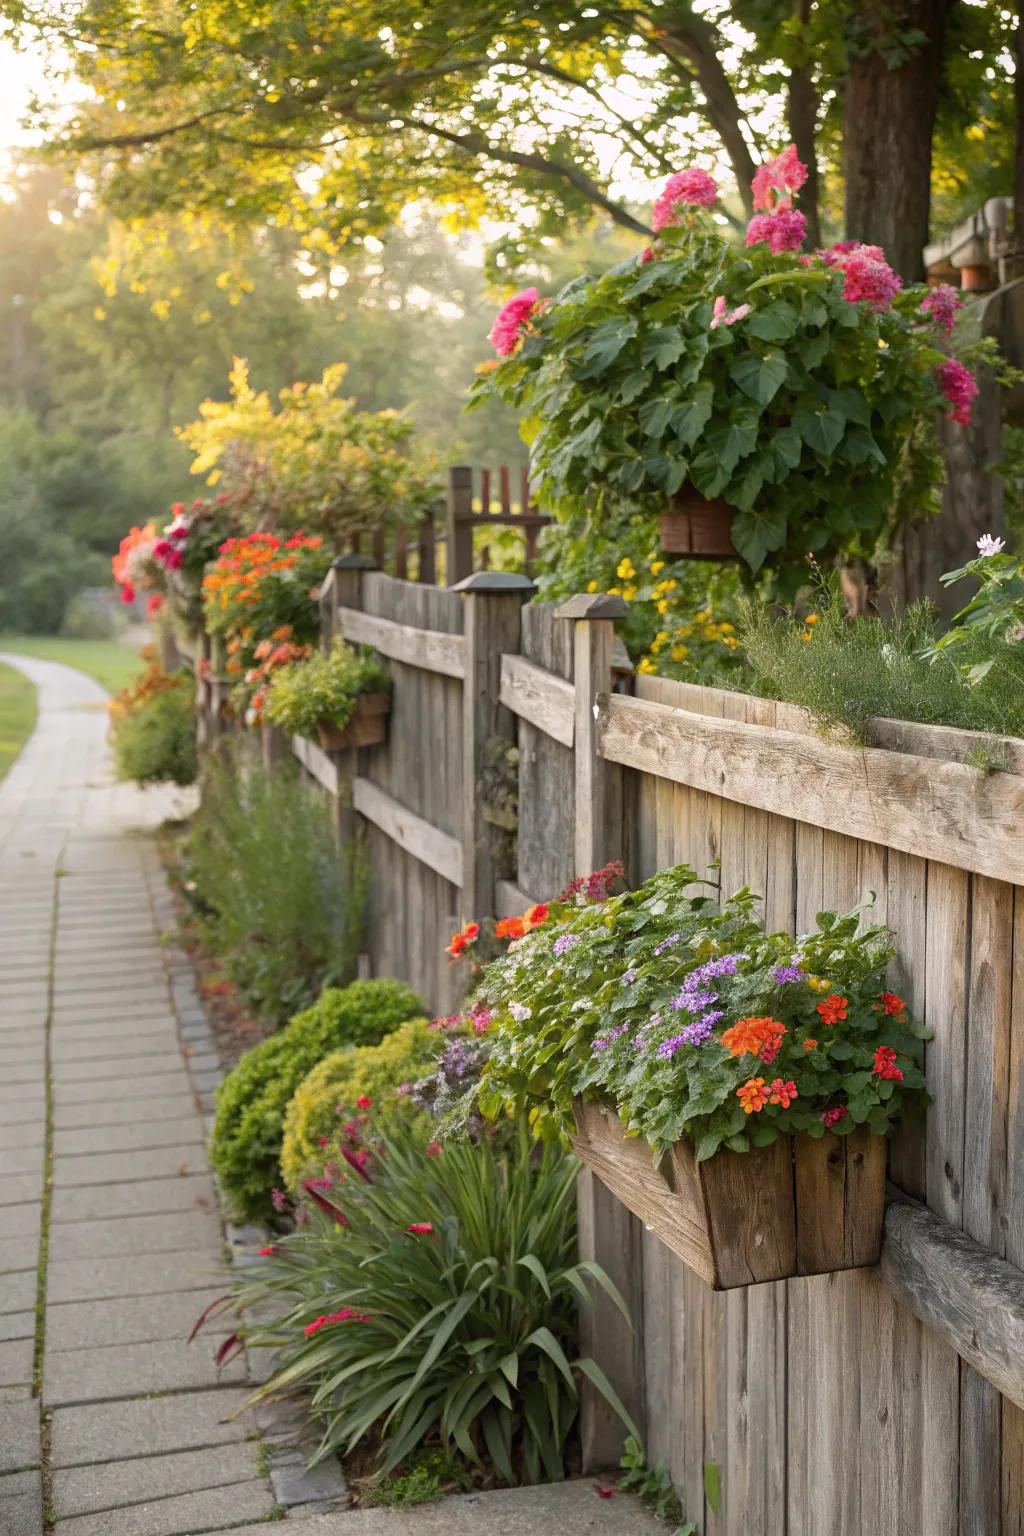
[235,1113,632,1484]
[263,637,391,742]
[473,144,996,593]
[469,864,928,1161]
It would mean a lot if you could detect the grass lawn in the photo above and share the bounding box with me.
[0,661,38,781]
[0,636,143,696]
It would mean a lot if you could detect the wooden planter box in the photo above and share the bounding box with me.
[572,1100,886,1290]
[315,692,390,751]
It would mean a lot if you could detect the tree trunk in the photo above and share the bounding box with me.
[788,0,820,248]
[843,0,954,279]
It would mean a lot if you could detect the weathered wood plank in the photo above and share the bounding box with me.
[494,878,536,918]
[336,604,467,678]
[882,1193,1024,1411]
[352,776,463,887]
[290,733,342,796]
[599,693,1024,885]
[499,653,575,748]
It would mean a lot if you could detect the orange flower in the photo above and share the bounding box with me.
[802,1037,818,1052]
[445,921,479,958]
[495,916,526,940]
[816,994,848,1026]
[524,903,549,929]
[737,1077,769,1114]
[768,1078,798,1108]
[720,1016,787,1060]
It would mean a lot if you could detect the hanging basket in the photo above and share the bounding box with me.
[315,692,391,752]
[659,488,738,561]
[572,1099,886,1290]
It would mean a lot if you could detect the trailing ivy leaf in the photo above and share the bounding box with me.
[842,427,887,467]
[746,301,798,342]
[671,382,714,448]
[772,425,803,474]
[730,349,789,406]
[795,405,846,456]
[704,414,759,474]
[731,463,764,512]
[731,506,787,571]
[641,327,688,369]
[639,397,676,439]
[618,369,650,405]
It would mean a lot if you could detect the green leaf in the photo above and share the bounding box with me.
[772,424,803,473]
[517,1253,552,1299]
[523,1326,576,1390]
[795,404,846,456]
[730,350,789,406]
[746,301,798,342]
[747,268,831,292]
[704,1461,722,1513]
[639,397,675,439]
[575,1357,641,1441]
[695,1131,723,1162]
[618,369,650,404]
[641,326,688,370]
[671,381,714,448]
[704,415,759,475]
[580,317,638,374]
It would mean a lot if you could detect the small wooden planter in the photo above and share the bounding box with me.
[315,692,390,752]
[659,489,737,560]
[572,1100,886,1290]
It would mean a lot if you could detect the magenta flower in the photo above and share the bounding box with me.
[407,1222,434,1235]
[821,242,901,311]
[744,208,807,254]
[651,168,718,231]
[820,1106,847,1129]
[489,287,541,356]
[934,357,979,426]
[751,144,808,212]
[919,283,963,337]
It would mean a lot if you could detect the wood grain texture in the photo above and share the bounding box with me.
[499,653,575,747]
[336,603,467,678]
[794,1128,886,1273]
[600,692,1024,884]
[352,775,463,887]
[290,733,342,796]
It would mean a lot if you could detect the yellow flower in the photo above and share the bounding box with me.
[637,656,656,674]
[675,624,693,639]
[671,644,689,662]
[622,584,638,601]
[800,629,814,643]
[654,630,669,646]
[663,579,678,592]
[587,580,599,593]
[616,557,636,581]
[695,608,711,623]
[656,598,669,616]
[719,622,735,635]
[649,560,665,576]
[607,586,622,596]
[723,635,739,650]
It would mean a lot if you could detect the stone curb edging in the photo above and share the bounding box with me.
[146,851,350,1519]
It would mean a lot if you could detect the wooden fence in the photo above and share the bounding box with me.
[204,567,1024,1536]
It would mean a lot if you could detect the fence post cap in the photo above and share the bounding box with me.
[451,571,537,596]
[332,553,378,571]
[554,593,629,620]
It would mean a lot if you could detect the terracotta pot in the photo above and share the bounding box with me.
[572,1099,886,1290]
[315,692,390,751]
[659,488,737,560]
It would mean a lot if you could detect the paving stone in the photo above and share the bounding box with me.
[47,1249,227,1304]
[0,1468,42,1535]
[51,1032,179,1062]
[52,1095,198,1132]
[0,1174,43,1206]
[0,1337,33,1387]
[46,1286,232,1351]
[0,1310,34,1343]
[2,1204,41,1240]
[51,1001,174,1025]
[54,1441,261,1518]
[0,1121,43,1151]
[52,1016,177,1041]
[54,1051,184,1082]
[54,1115,204,1156]
[0,1270,36,1315]
[51,1172,216,1223]
[55,1071,189,1105]
[0,1396,39,1472]
[53,1477,273,1535]
[49,1208,221,1262]
[45,1333,246,1405]
[0,1098,46,1125]
[0,1062,45,1085]
[54,1143,207,1186]
[269,1450,347,1507]
[0,1236,39,1274]
[50,1387,250,1467]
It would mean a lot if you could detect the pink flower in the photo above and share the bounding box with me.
[489,287,541,356]
[407,1222,434,1235]
[935,357,979,426]
[745,208,807,254]
[426,1140,443,1157]
[821,242,901,311]
[639,246,655,265]
[751,144,808,212]
[710,295,752,330]
[651,168,718,231]
[919,283,963,337]
[820,1106,847,1129]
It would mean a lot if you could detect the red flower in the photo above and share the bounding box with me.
[355,1094,372,1109]
[878,991,907,1018]
[495,916,526,940]
[426,1140,443,1157]
[407,1222,434,1235]
[820,1106,847,1129]
[259,1245,276,1256]
[872,1044,904,1082]
[768,1078,798,1108]
[816,994,848,1026]
[524,903,549,929]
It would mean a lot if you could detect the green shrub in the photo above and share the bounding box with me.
[238,1114,633,1484]
[264,637,391,741]
[60,595,117,640]
[110,659,197,786]
[210,978,423,1221]
[281,1018,453,1189]
[740,582,1024,742]
[185,754,368,1022]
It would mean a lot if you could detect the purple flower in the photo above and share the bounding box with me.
[774,964,804,985]
[553,933,580,957]
[622,967,638,985]
[653,934,680,956]
[681,1009,724,1047]
[687,953,744,985]
[670,988,718,1013]
[593,1021,630,1052]
[657,1034,687,1060]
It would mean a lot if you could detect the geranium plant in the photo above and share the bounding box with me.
[468,863,927,1161]
[472,145,992,591]
[263,637,391,742]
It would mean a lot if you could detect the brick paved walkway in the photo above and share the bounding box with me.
[0,655,274,1535]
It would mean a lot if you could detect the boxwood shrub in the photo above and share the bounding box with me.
[210,978,422,1221]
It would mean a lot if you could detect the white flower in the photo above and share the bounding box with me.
[977,533,1006,557]
[508,1002,532,1022]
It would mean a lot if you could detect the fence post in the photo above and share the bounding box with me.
[454,570,535,924]
[556,591,645,1472]
[446,466,475,586]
